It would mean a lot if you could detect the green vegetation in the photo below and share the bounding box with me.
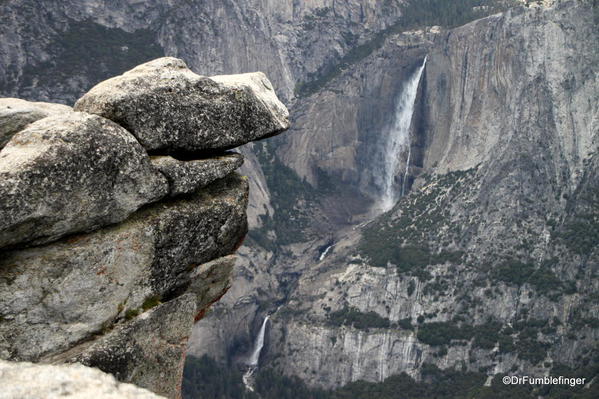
[569,313,599,330]
[397,318,414,330]
[255,364,487,399]
[123,295,162,321]
[510,318,555,364]
[295,0,518,97]
[183,356,599,399]
[358,169,475,277]
[417,321,474,346]
[559,218,599,255]
[555,186,599,255]
[183,355,258,399]
[248,142,319,249]
[21,19,163,91]
[471,322,504,349]
[125,308,140,320]
[141,295,161,311]
[328,306,391,330]
[491,258,564,294]
[416,320,541,358]
[255,368,329,399]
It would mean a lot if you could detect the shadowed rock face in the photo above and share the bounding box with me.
[63,257,236,399]
[0,57,289,398]
[75,57,290,153]
[0,174,248,364]
[151,152,244,197]
[74,294,198,399]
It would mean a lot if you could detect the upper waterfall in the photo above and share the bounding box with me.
[379,56,427,212]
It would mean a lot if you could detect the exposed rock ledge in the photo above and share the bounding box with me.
[0,58,289,398]
[0,360,166,399]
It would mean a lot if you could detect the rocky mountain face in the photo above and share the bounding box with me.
[0,0,405,104]
[189,0,599,394]
[0,57,289,398]
[1,0,597,397]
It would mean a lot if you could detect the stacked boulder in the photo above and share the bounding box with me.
[0,57,289,398]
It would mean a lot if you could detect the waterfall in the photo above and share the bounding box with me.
[243,315,270,392]
[319,244,333,261]
[379,56,427,212]
[248,315,269,366]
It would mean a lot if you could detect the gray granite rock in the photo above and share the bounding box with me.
[188,255,236,315]
[151,152,244,196]
[0,174,248,362]
[0,360,165,399]
[0,98,72,149]
[69,256,238,398]
[73,294,197,399]
[74,57,290,153]
[0,112,168,249]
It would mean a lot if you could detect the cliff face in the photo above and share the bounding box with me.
[422,2,597,176]
[189,0,598,392]
[0,58,289,397]
[266,1,598,388]
[0,0,403,104]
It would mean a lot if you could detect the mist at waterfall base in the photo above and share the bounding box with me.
[378,57,427,212]
[242,315,270,392]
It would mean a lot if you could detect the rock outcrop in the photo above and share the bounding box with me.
[0,98,71,149]
[74,58,290,153]
[151,153,244,197]
[0,58,288,398]
[0,112,168,249]
[0,360,165,399]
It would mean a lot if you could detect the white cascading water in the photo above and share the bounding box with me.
[379,56,427,212]
[318,244,333,261]
[248,315,269,366]
[243,315,270,391]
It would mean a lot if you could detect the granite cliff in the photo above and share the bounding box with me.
[0,57,289,398]
[188,0,599,395]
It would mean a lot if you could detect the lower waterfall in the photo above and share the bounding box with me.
[243,315,270,392]
[379,56,427,212]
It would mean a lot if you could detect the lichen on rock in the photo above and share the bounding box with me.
[0,112,169,249]
[74,57,290,153]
